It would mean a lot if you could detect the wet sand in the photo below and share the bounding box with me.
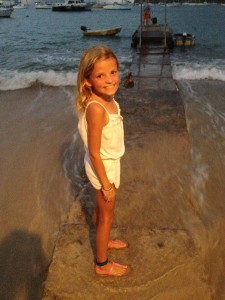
[0,86,76,299]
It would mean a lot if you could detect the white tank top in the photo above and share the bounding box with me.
[78,100,125,160]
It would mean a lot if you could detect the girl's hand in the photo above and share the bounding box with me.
[101,184,116,202]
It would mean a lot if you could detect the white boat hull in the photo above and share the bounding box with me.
[0,7,13,17]
[13,4,28,8]
[35,3,52,8]
[103,4,131,10]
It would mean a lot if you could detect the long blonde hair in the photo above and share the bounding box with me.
[75,45,119,113]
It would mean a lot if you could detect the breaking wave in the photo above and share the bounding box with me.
[0,70,77,91]
[172,61,225,81]
[1,60,225,91]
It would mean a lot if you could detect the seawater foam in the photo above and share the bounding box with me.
[172,62,225,81]
[0,70,77,91]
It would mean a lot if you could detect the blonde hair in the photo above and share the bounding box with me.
[75,45,119,113]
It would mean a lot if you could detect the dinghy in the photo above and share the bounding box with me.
[173,33,196,46]
[81,26,122,36]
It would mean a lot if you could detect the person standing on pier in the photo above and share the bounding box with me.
[75,45,131,277]
[143,0,151,26]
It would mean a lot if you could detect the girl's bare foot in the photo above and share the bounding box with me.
[95,261,131,276]
[108,239,129,250]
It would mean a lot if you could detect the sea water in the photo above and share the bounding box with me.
[0,4,224,88]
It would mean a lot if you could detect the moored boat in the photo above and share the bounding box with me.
[0,0,13,17]
[81,25,122,36]
[35,1,52,8]
[103,2,132,10]
[92,3,104,8]
[173,32,196,46]
[13,0,28,8]
[52,0,87,11]
[0,6,13,16]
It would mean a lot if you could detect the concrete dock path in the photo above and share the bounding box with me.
[42,49,212,299]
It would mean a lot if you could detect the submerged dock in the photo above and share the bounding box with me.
[42,34,212,299]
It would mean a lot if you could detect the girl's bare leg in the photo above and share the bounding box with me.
[94,189,131,276]
[95,189,115,264]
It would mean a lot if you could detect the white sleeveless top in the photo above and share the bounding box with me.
[78,100,125,161]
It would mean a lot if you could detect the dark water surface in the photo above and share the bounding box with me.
[0,4,224,88]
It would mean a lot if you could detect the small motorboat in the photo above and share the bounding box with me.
[52,0,87,11]
[173,33,196,46]
[81,26,122,37]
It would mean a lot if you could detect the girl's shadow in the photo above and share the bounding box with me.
[0,230,48,300]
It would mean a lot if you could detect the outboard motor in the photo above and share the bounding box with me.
[81,26,87,32]
[152,17,157,24]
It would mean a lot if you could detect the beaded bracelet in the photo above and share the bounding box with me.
[102,184,113,192]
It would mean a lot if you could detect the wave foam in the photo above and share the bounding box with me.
[1,61,225,91]
[0,70,77,91]
[172,62,225,81]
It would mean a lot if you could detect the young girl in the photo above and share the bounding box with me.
[75,45,131,277]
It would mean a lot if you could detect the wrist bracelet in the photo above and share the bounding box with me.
[102,184,113,192]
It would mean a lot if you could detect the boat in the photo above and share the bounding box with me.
[183,1,208,5]
[0,6,13,16]
[81,25,122,36]
[92,2,104,8]
[35,1,52,8]
[0,0,13,17]
[103,4,132,10]
[52,0,87,11]
[173,32,196,46]
[103,1,132,10]
[159,1,180,6]
[13,0,28,8]
[166,2,181,6]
